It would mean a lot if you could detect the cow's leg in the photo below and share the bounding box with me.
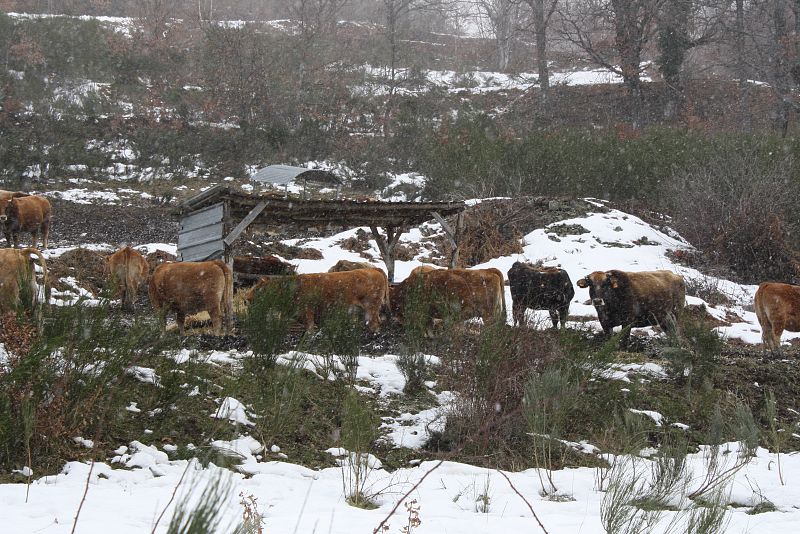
[559,305,569,329]
[12,232,19,248]
[176,311,186,336]
[512,302,525,327]
[211,304,223,336]
[3,229,10,247]
[548,309,559,329]
[769,323,784,356]
[365,305,381,333]
[30,230,39,249]
[41,221,49,249]
[156,309,168,334]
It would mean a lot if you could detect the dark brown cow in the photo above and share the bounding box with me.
[754,282,800,354]
[0,247,48,312]
[392,267,506,326]
[107,247,149,311]
[0,195,52,249]
[508,262,574,328]
[246,268,390,332]
[149,260,233,335]
[327,259,379,272]
[577,270,685,337]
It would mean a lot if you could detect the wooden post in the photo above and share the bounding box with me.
[431,211,464,269]
[370,224,405,282]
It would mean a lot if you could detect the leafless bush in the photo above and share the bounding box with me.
[435,325,567,460]
[660,150,800,284]
[683,276,732,307]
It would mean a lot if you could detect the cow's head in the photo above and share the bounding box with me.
[0,194,26,223]
[576,271,622,308]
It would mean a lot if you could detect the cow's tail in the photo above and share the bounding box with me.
[498,276,507,324]
[21,247,48,306]
[221,260,234,334]
[490,269,506,324]
[124,252,139,309]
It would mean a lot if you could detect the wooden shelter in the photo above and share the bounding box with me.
[177,185,466,282]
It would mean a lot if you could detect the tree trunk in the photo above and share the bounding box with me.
[735,0,751,131]
[532,0,549,104]
[612,0,644,126]
[773,0,791,136]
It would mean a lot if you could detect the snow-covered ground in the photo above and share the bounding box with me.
[358,64,654,96]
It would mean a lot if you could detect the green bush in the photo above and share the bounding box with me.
[419,113,800,204]
[240,278,298,368]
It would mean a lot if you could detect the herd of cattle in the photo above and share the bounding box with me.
[2,189,800,353]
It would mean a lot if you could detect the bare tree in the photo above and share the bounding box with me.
[472,0,529,71]
[723,0,800,134]
[655,0,719,119]
[560,0,665,123]
[522,0,559,103]
[379,0,456,134]
[286,0,350,89]
[136,0,182,41]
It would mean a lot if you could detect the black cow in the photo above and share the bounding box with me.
[576,270,685,336]
[508,262,574,328]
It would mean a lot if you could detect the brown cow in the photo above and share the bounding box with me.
[107,247,149,311]
[149,260,233,335]
[0,247,48,313]
[0,195,52,249]
[246,268,390,332]
[327,259,380,272]
[392,267,506,327]
[0,190,28,202]
[754,282,800,354]
[577,270,685,337]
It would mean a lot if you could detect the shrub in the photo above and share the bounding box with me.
[659,146,800,284]
[312,304,364,382]
[240,278,298,368]
[396,352,428,395]
[661,314,723,395]
[0,303,170,474]
[434,325,567,464]
[340,389,381,508]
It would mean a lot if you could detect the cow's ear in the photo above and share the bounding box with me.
[609,274,620,289]
[11,192,27,198]
[576,278,589,288]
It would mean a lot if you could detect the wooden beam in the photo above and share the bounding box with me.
[224,201,268,247]
[431,211,456,247]
[449,211,465,269]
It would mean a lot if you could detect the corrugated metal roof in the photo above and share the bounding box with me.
[250,165,342,186]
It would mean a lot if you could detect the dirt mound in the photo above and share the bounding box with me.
[48,248,108,295]
[47,198,177,249]
[450,197,594,267]
[145,250,176,272]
